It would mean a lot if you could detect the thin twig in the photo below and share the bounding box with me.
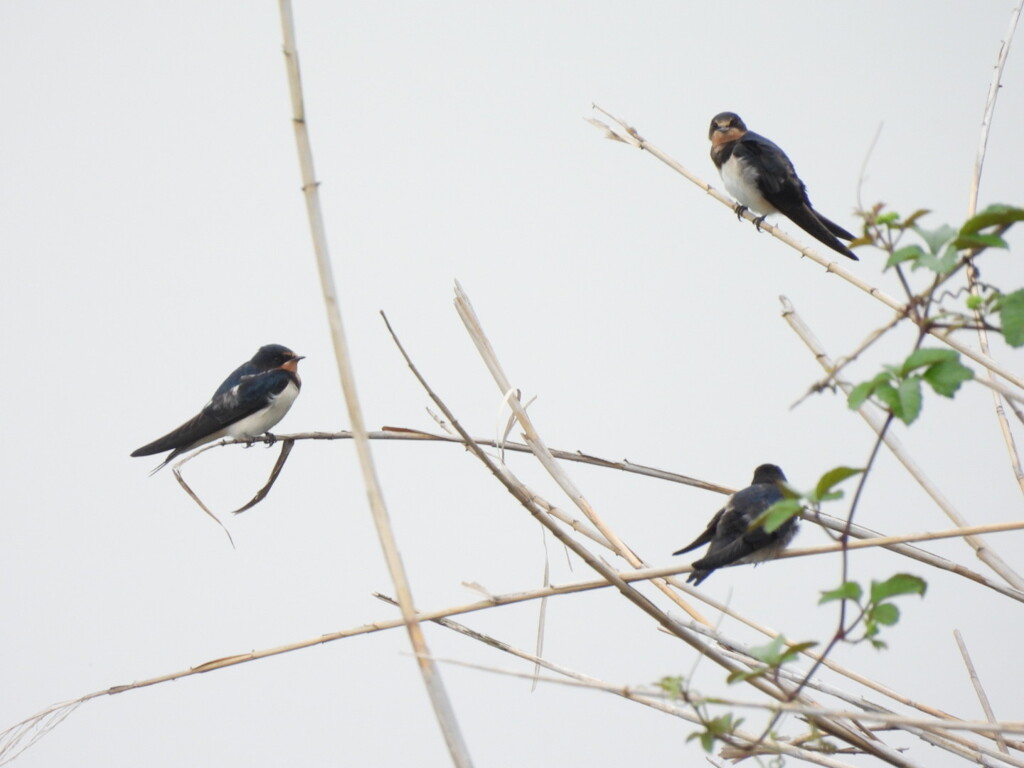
[170,460,235,548]
[231,439,294,514]
[277,4,471,763]
[955,629,1010,755]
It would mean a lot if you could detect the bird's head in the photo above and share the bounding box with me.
[751,463,786,485]
[708,112,747,145]
[252,344,304,373]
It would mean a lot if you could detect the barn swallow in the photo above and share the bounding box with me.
[708,112,859,260]
[131,344,303,472]
[673,464,797,585]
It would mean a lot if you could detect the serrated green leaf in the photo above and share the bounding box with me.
[953,233,1008,251]
[812,466,864,502]
[869,638,888,650]
[874,381,901,413]
[871,602,901,626]
[901,348,956,376]
[886,244,924,270]
[847,380,875,410]
[872,574,928,602]
[998,289,1024,347]
[914,244,959,274]
[913,223,957,254]
[896,376,923,424]
[922,358,974,397]
[870,573,927,602]
[820,581,863,604]
[959,204,1024,234]
[756,499,802,534]
[876,211,900,225]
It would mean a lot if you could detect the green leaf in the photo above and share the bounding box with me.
[886,244,924,270]
[870,573,927,602]
[999,290,1024,347]
[901,348,956,376]
[895,377,923,424]
[922,358,974,397]
[655,675,685,698]
[914,244,959,274]
[812,466,864,503]
[874,381,901,413]
[820,581,863,604]
[777,480,802,500]
[966,294,983,310]
[756,499,802,534]
[748,636,787,665]
[847,380,875,410]
[913,223,957,254]
[871,602,901,626]
[953,232,1008,251]
[727,667,765,684]
[689,714,743,752]
[959,204,1024,235]
[876,211,900,225]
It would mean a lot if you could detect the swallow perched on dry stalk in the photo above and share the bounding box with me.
[708,112,859,260]
[674,463,797,585]
[131,344,303,472]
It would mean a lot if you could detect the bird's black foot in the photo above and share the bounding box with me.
[752,215,767,232]
[733,203,748,221]
[263,432,277,448]
[241,437,257,449]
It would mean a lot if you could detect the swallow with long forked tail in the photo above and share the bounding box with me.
[131,344,303,472]
[709,112,858,260]
[673,463,797,585]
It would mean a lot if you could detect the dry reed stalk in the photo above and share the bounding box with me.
[452,282,709,625]
[965,3,1024,494]
[780,295,1024,590]
[276,3,471,764]
[955,629,1010,755]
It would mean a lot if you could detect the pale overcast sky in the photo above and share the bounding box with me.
[1,2,1022,766]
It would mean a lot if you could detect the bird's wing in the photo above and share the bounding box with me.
[672,508,725,555]
[130,370,292,458]
[731,132,802,200]
[203,370,293,427]
[691,486,782,569]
